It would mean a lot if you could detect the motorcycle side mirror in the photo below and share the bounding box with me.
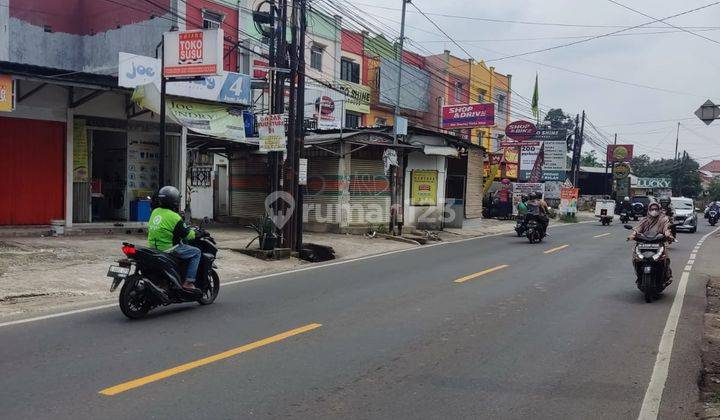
[623,224,633,230]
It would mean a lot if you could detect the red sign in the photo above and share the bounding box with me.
[500,141,540,148]
[441,103,495,129]
[606,144,634,162]
[253,59,269,79]
[179,32,203,64]
[491,153,503,165]
[505,120,538,141]
[163,29,222,78]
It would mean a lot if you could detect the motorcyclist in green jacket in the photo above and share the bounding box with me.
[147,186,200,291]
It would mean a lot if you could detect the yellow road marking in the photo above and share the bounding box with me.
[594,233,611,238]
[544,244,569,254]
[99,323,322,396]
[454,265,509,283]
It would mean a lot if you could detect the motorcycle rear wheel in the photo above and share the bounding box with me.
[119,276,152,319]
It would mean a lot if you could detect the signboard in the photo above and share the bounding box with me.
[72,119,89,182]
[132,84,247,141]
[541,136,567,181]
[519,143,543,180]
[163,29,223,77]
[501,141,540,148]
[503,147,519,164]
[299,158,308,186]
[505,163,518,179]
[0,74,15,112]
[411,170,438,206]
[560,188,579,214]
[257,114,287,152]
[695,100,720,126]
[334,80,371,114]
[512,182,544,215]
[505,120,537,141]
[127,134,160,196]
[606,144,634,162]
[441,103,495,129]
[544,181,563,200]
[613,162,631,179]
[635,178,671,188]
[119,53,251,105]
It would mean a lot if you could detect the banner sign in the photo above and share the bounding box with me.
[505,120,537,141]
[607,144,634,162]
[634,177,671,188]
[441,103,495,129]
[501,141,540,148]
[72,119,89,182]
[544,181,563,200]
[127,134,160,196]
[411,170,438,206]
[163,29,223,77]
[132,84,246,141]
[505,163,518,179]
[257,114,287,152]
[613,162,631,179]
[539,129,568,181]
[119,53,251,105]
[560,188,579,214]
[334,80,371,114]
[519,143,543,180]
[529,144,545,183]
[0,74,14,112]
[503,147,519,164]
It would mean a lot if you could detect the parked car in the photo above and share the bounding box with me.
[671,197,698,233]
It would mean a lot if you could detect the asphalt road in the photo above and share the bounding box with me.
[0,220,716,419]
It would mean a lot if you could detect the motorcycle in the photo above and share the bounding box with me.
[625,225,670,303]
[525,215,545,244]
[709,209,719,226]
[106,225,220,319]
[632,202,644,221]
[514,215,526,237]
[619,210,630,224]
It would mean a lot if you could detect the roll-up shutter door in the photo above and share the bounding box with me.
[230,154,268,219]
[348,159,390,226]
[305,157,341,224]
[465,148,484,218]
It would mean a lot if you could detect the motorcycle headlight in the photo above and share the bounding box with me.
[636,248,644,259]
[652,247,664,261]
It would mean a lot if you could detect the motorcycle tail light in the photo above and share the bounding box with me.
[122,245,137,256]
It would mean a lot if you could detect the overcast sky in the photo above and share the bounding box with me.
[345,0,720,164]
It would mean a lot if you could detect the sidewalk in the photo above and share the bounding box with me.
[0,214,594,319]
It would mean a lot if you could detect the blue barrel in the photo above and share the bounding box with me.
[130,199,152,222]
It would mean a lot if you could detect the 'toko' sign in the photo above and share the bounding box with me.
[163,29,223,78]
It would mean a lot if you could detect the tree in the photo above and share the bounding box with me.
[708,178,720,201]
[543,108,576,131]
[580,150,603,167]
[630,154,651,177]
[630,153,702,198]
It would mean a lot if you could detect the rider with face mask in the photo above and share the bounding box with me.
[630,202,674,283]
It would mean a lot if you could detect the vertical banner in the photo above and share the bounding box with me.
[560,188,579,214]
[528,144,545,183]
[258,114,287,152]
[0,75,14,112]
[411,170,438,206]
[72,119,89,182]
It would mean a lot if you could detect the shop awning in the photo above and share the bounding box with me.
[422,145,459,157]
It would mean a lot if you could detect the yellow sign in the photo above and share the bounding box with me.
[613,162,630,180]
[411,170,438,206]
[0,75,14,112]
[73,119,89,182]
[335,80,371,114]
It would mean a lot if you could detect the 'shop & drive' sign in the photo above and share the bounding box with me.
[441,103,495,129]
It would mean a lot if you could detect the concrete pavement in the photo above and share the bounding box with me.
[0,221,714,419]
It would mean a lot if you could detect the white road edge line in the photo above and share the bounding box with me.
[637,227,719,420]
[0,221,596,329]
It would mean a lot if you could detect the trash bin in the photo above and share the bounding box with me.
[130,199,152,222]
[50,219,65,236]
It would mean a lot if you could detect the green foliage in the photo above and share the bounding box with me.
[559,213,577,223]
[544,108,576,131]
[708,178,720,201]
[580,150,603,167]
[630,153,701,198]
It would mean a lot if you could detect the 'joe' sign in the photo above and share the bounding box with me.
[441,103,495,129]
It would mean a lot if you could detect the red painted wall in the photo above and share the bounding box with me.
[186,0,239,72]
[0,118,65,225]
[10,0,170,35]
[341,29,363,55]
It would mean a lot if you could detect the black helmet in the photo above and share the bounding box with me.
[659,196,671,206]
[157,186,181,210]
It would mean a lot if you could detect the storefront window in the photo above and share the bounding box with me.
[345,112,361,128]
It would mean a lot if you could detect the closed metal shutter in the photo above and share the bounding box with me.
[230,154,268,219]
[348,159,390,226]
[305,157,341,224]
[465,148,484,218]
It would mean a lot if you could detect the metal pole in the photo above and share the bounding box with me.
[283,0,299,251]
[389,0,408,236]
[295,0,306,253]
[159,39,166,186]
[675,122,680,160]
[574,111,586,186]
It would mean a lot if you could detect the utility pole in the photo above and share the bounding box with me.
[389,0,408,236]
[572,111,585,186]
[675,122,680,160]
[283,0,299,251]
[159,42,167,186]
[294,0,307,253]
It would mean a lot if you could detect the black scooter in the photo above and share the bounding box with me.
[107,226,220,319]
[709,209,719,226]
[625,225,670,303]
[525,214,546,244]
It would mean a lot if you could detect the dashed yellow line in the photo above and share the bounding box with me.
[99,323,322,396]
[454,265,510,283]
[594,233,611,238]
[544,244,569,254]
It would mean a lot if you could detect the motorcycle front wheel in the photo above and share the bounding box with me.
[198,269,220,305]
[641,273,654,303]
[119,276,152,319]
